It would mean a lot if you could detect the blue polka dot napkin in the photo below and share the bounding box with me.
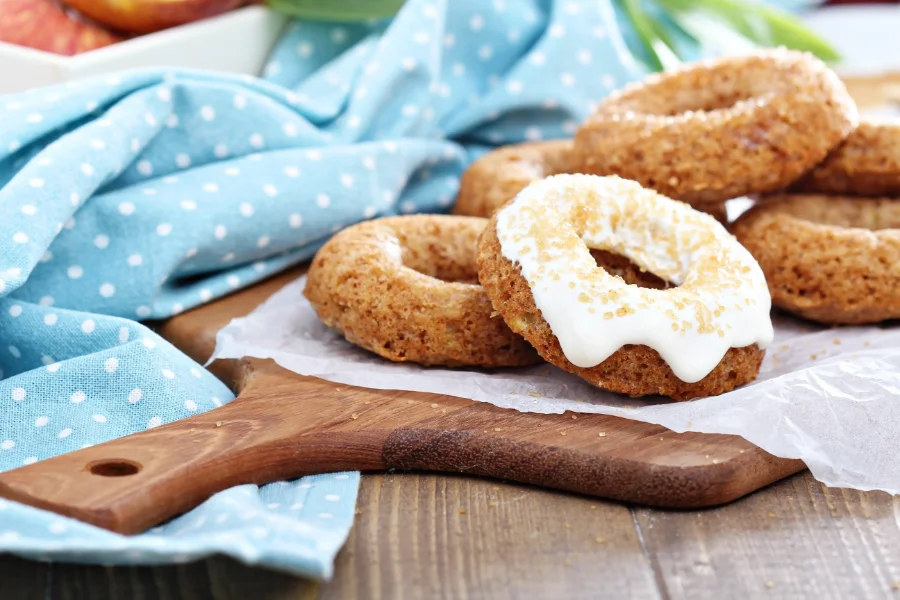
[0,0,642,578]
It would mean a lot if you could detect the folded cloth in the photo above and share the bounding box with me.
[0,0,644,578]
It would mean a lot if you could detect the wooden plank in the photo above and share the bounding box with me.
[0,556,50,599]
[319,473,663,600]
[0,556,316,600]
[632,471,900,600]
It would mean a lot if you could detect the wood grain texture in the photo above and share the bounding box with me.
[4,472,900,599]
[319,473,662,600]
[0,266,802,534]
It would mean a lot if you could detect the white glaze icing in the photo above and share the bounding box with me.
[495,174,773,383]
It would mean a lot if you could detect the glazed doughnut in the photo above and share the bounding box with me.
[453,140,574,218]
[791,118,900,197]
[477,174,773,400]
[304,215,540,367]
[573,49,858,205]
[731,194,900,324]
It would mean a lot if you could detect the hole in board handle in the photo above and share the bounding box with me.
[88,460,142,477]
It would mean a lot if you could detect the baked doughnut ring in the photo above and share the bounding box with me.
[453,140,574,218]
[477,174,773,400]
[304,215,540,367]
[731,193,900,324]
[791,119,900,197]
[573,49,858,205]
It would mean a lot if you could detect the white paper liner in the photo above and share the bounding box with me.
[211,276,900,494]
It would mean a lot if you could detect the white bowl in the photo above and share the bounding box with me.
[0,6,289,95]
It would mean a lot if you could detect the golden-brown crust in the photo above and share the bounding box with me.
[303,215,541,367]
[453,140,575,218]
[791,119,900,197]
[454,139,730,222]
[476,217,765,401]
[730,193,900,324]
[572,49,858,205]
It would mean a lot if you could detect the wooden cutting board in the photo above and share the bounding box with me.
[0,268,804,535]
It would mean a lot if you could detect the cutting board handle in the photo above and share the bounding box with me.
[0,368,387,535]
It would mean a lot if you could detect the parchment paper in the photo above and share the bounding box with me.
[211,275,900,495]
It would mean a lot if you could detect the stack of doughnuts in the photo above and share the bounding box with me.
[304,48,898,402]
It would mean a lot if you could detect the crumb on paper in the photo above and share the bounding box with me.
[779,344,789,351]
[459,509,466,515]
[833,339,841,345]
[810,354,817,361]
[865,341,871,347]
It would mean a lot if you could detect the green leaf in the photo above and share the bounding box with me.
[667,9,759,57]
[753,4,841,62]
[621,0,681,71]
[655,0,840,63]
[265,0,404,21]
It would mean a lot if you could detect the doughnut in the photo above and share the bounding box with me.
[791,118,900,197]
[453,140,574,218]
[476,174,773,400]
[303,215,542,367]
[731,193,900,324]
[572,49,858,205]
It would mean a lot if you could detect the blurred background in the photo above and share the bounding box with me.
[0,0,896,95]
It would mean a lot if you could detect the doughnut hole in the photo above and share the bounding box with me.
[589,249,670,290]
[395,219,481,284]
[732,194,900,324]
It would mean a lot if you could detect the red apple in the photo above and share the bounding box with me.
[0,0,124,55]
[61,0,245,35]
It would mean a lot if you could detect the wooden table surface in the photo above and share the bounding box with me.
[3,74,899,600]
[2,469,900,599]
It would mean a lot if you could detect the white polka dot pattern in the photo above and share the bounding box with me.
[0,0,640,578]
